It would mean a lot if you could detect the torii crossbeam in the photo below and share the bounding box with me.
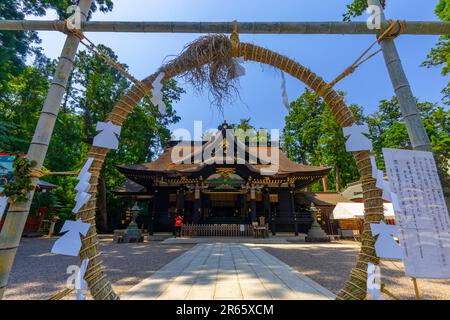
[0,20,449,35]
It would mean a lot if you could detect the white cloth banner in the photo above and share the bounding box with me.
[383,148,450,279]
[331,202,395,220]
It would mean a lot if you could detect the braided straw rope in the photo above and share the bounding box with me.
[76,35,384,300]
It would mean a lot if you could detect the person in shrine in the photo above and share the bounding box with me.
[175,214,183,237]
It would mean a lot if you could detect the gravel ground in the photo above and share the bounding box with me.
[3,237,194,300]
[4,238,450,300]
[261,242,450,300]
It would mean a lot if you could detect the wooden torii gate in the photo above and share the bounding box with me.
[0,0,448,299]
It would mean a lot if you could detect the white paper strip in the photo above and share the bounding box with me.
[383,148,450,278]
[151,72,168,116]
[0,196,8,221]
[77,158,94,180]
[51,219,91,257]
[75,180,90,194]
[92,121,122,150]
[281,71,290,110]
[75,258,89,300]
[233,57,246,78]
[390,192,401,212]
[72,192,91,213]
[342,124,372,152]
[370,156,378,179]
[367,263,384,300]
[371,221,403,260]
[375,169,392,201]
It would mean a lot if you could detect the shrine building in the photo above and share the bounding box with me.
[114,122,335,235]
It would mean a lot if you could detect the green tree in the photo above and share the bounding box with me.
[0,0,113,99]
[66,45,183,231]
[282,89,364,192]
[366,96,450,172]
[423,0,450,105]
[0,62,53,153]
[231,118,269,144]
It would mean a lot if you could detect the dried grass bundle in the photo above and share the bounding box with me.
[161,34,239,107]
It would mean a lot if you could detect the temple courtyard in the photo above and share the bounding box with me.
[4,237,450,300]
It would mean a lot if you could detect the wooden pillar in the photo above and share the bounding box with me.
[290,186,298,236]
[148,190,157,235]
[264,186,276,235]
[0,0,93,299]
[193,184,201,224]
[176,189,184,215]
[250,185,257,222]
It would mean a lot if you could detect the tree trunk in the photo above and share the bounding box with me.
[322,177,328,192]
[335,164,341,192]
[320,161,328,191]
[0,0,94,300]
[97,166,108,232]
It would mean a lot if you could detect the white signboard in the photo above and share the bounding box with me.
[383,148,450,278]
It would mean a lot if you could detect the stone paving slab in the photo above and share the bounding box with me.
[122,243,335,300]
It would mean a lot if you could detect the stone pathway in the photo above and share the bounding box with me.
[122,243,335,300]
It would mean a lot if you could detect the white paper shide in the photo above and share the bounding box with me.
[72,158,94,214]
[151,72,167,116]
[383,148,450,278]
[51,219,91,256]
[75,259,90,300]
[371,221,403,260]
[0,196,8,220]
[93,121,122,150]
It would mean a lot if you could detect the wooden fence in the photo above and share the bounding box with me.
[181,224,254,237]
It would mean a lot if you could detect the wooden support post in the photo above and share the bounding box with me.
[412,277,421,300]
[0,0,93,300]
[368,0,449,210]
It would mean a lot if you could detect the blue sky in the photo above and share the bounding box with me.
[34,0,448,133]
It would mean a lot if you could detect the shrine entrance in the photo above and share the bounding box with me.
[203,192,248,223]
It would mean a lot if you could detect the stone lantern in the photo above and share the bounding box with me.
[306,202,330,242]
[124,202,143,243]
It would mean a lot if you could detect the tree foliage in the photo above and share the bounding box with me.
[366,96,450,172]
[422,0,450,105]
[282,89,364,191]
[0,0,113,100]
[0,38,184,231]
[283,92,450,193]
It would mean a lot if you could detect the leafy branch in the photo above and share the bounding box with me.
[2,153,36,203]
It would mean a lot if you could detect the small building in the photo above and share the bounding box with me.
[113,122,332,235]
[341,181,364,202]
[296,192,352,235]
[331,202,396,238]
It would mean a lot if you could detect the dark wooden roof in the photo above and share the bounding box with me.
[116,127,331,190]
[117,145,330,178]
[113,179,146,195]
[302,192,351,206]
